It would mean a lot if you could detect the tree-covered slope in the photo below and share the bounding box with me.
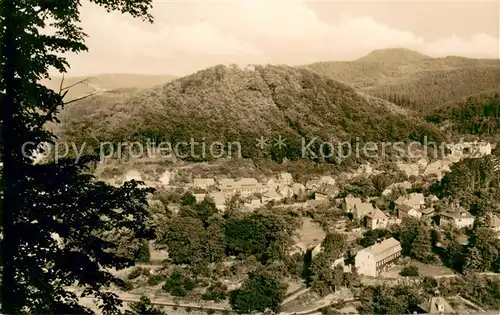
[57,64,444,161]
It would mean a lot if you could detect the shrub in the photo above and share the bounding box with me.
[162,269,197,297]
[148,274,167,286]
[135,241,151,263]
[127,267,145,280]
[400,265,419,277]
[201,282,228,302]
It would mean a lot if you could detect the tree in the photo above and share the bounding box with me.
[126,296,166,315]
[229,268,288,314]
[0,0,154,312]
[321,232,347,259]
[163,216,207,265]
[135,240,151,263]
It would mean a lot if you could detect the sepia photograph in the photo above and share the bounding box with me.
[0,0,499,314]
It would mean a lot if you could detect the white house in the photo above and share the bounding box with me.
[354,237,402,277]
[365,209,389,230]
[440,209,475,229]
[397,204,422,220]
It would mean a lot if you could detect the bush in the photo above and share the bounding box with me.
[148,274,167,286]
[135,241,151,263]
[128,267,145,280]
[201,282,228,302]
[400,265,419,277]
[162,269,197,297]
[121,280,134,291]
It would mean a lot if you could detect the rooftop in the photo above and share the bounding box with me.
[365,237,402,261]
[441,210,474,219]
[418,297,455,314]
[367,209,388,220]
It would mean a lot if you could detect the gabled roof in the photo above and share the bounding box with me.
[355,202,374,216]
[418,297,455,314]
[441,210,474,219]
[367,209,388,220]
[345,194,362,205]
[360,237,402,262]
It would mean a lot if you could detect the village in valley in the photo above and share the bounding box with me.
[81,138,500,315]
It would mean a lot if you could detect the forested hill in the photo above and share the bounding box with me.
[56,64,444,162]
[304,48,500,115]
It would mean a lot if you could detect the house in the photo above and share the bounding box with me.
[365,209,389,230]
[395,193,425,219]
[194,192,207,202]
[208,192,227,212]
[398,204,422,220]
[318,176,336,186]
[218,178,268,197]
[354,237,402,277]
[262,189,282,203]
[279,186,294,198]
[342,194,362,213]
[416,297,455,314]
[382,181,412,196]
[305,179,321,191]
[440,208,475,229]
[420,207,436,222]
[193,178,215,189]
[244,196,262,209]
[291,183,306,196]
[353,202,375,220]
[278,172,293,186]
[489,213,500,238]
[315,184,339,200]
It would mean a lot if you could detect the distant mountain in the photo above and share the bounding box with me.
[304,48,500,114]
[56,64,444,164]
[41,73,177,101]
[355,48,431,64]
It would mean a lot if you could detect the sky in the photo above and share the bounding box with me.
[61,0,499,77]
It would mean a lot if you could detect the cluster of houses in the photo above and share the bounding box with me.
[188,172,339,212]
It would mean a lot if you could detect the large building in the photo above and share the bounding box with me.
[218,178,268,197]
[355,237,402,277]
[440,208,475,229]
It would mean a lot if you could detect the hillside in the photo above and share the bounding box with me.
[304,49,500,113]
[41,73,177,101]
[57,64,444,164]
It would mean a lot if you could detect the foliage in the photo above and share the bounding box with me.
[224,212,295,264]
[162,269,197,297]
[125,296,166,315]
[201,282,228,302]
[358,229,392,247]
[128,267,147,280]
[147,274,167,286]
[357,284,424,314]
[135,240,151,263]
[309,253,347,296]
[397,217,437,263]
[58,65,445,164]
[399,266,419,277]
[229,268,288,314]
[0,0,155,312]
